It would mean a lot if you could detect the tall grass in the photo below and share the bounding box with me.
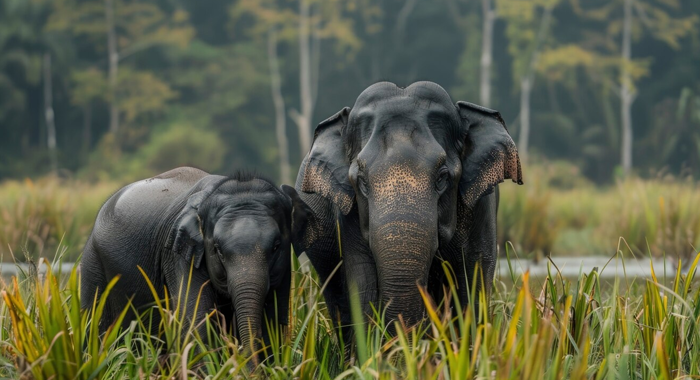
[2,163,699,261]
[498,163,700,258]
[0,178,119,261]
[603,178,700,261]
[2,248,700,379]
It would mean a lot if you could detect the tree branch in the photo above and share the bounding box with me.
[444,0,465,30]
[633,1,653,30]
[310,23,321,110]
[523,2,555,88]
[289,108,303,127]
[395,0,418,36]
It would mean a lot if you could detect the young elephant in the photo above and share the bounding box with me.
[293,81,523,339]
[80,167,309,354]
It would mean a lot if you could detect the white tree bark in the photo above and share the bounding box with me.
[620,0,635,176]
[43,53,57,174]
[396,0,418,37]
[268,29,291,185]
[480,0,495,108]
[290,0,314,157]
[517,2,554,160]
[518,75,532,158]
[105,0,119,134]
[310,25,321,108]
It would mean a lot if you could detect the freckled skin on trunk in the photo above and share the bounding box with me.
[371,219,437,328]
[367,160,439,329]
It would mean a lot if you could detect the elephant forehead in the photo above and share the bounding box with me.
[347,98,460,151]
[209,192,279,213]
[219,228,268,258]
[354,81,454,109]
[352,97,454,120]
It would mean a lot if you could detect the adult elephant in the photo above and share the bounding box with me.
[81,167,309,355]
[290,81,523,336]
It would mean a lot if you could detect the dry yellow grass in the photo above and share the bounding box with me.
[0,177,120,261]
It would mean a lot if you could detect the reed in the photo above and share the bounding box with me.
[2,249,700,379]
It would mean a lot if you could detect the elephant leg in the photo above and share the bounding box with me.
[427,255,447,310]
[80,238,113,334]
[163,257,217,342]
[263,257,291,350]
[184,278,218,342]
[340,228,377,350]
[456,190,498,320]
[293,191,352,340]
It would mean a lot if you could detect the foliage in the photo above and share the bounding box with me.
[1,0,699,181]
[498,0,558,83]
[1,258,128,379]
[139,124,226,174]
[3,248,700,378]
[643,87,700,176]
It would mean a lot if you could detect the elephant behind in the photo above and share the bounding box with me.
[291,81,523,338]
[80,167,309,355]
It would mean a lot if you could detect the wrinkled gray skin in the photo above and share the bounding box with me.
[81,167,309,357]
[293,82,523,341]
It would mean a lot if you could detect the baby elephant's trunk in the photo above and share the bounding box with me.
[228,265,268,362]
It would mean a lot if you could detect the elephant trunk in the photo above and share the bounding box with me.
[372,216,437,330]
[228,273,267,359]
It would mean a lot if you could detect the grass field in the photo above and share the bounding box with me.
[1,248,700,379]
[1,164,700,378]
[2,163,699,262]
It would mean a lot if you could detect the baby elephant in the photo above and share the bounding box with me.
[80,167,310,354]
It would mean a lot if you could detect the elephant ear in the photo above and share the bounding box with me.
[280,185,314,256]
[299,107,355,215]
[166,181,221,268]
[457,101,523,210]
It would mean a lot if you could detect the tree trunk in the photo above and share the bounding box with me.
[105,0,119,134]
[310,26,321,109]
[518,76,532,159]
[82,103,92,157]
[43,53,57,174]
[291,0,314,158]
[480,0,495,108]
[620,0,634,176]
[516,2,554,160]
[268,29,291,185]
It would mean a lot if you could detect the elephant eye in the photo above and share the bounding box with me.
[435,168,450,193]
[357,175,369,197]
[272,239,281,252]
[214,244,224,261]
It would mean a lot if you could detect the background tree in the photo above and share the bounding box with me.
[445,0,488,105]
[0,0,698,183]
[498,0,559,160]
[232,0,363,169]
[268,27,290,184]
[47,0,194,138]
[572,0,698,176]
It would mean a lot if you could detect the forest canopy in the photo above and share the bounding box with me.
[0,0,698,184]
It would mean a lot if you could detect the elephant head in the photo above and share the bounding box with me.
[299,81,522,326]
[168,173,310,355]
